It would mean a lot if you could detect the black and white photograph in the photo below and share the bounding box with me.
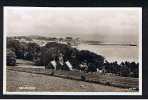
[3,7,142,95]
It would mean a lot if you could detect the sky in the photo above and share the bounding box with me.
[4,7,141,44]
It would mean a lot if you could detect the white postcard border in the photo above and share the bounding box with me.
[3,7,142,95]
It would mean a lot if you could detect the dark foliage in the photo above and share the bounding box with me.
[35,42,80,69]
[6,38,139,78]
[35,42,105,72]
[7,39,24,59]
[7,49,16,66]
[7,38,40,61]
[104,61,139,78]
[78,50,105,72]
[25,42,40,60]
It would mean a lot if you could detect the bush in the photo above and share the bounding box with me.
[7,38,25,59]
[7,49,16,66]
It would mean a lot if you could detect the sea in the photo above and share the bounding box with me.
[77,43,139,64]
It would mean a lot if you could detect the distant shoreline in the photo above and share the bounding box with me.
[85,43,137,46]
[7,36,137,47]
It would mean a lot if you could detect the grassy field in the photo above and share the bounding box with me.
[7,70,131,92]
[6,59,138,92]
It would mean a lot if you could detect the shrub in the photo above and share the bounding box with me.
[7,38,25,59]
[7,49,16,66]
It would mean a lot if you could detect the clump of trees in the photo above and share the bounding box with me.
[33,42,80,68]
[78,50,104,72]
[104,61,139,78]
[32,42,105,71]
[7,38,24,59]
[7,38,40,61]
[7,49,16,66]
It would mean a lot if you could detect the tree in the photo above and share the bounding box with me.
[33,42,80,68]
[7,39,24,59]
[26,42,40,60]
[78,50,105,72]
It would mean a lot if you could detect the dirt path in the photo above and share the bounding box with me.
[7,70,129,92]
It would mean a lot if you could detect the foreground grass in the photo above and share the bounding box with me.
[6,59,138,92]
[7,70,130,92]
